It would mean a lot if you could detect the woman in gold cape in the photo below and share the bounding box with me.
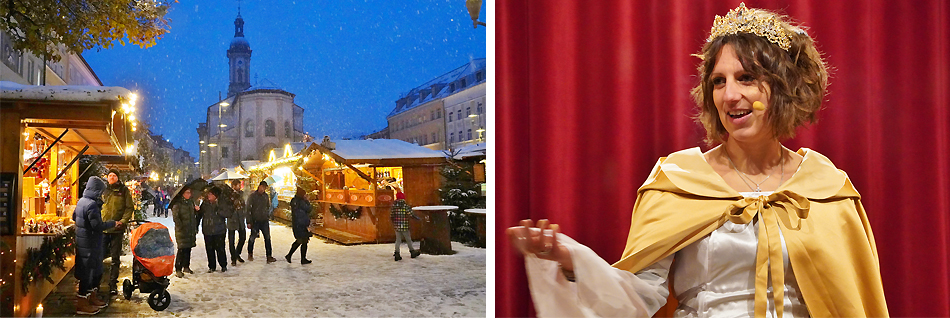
[508,4,888,317]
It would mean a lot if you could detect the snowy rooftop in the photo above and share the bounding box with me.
[329,139,446,160]
[449,142,487,160]
[0,81,131,103]
[388,58,487,117]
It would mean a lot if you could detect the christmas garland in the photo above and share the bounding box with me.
[329,204,361,220]
[21,225,76,293]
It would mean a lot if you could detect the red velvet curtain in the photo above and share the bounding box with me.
[496,1,950,317]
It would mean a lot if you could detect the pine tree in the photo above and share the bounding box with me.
[439,159,485,247]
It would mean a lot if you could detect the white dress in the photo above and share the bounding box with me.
[525,192,810,318]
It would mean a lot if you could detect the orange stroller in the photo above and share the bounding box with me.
[121,220,174,310]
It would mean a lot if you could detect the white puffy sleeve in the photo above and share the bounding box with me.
[525,233,673,317]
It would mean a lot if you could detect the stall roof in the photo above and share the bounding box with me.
[333,139,445,160]
[449,143,486,160]
[303,139,446,168]
[1,81,133,157]
[0,81,130,102]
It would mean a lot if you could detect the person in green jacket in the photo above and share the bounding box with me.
[172,188,199,278]
[101,170,133,295]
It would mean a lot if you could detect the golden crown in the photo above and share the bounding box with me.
[707,3,791,51]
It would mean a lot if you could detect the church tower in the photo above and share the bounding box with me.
[227,9,252,96]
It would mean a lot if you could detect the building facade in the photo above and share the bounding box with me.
[386,58,486,151]
[197,11,304,176]
[1,30,101,86]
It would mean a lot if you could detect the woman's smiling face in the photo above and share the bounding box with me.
[710,44,773,143]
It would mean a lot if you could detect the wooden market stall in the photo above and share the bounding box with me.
[298,138,445,244]
[0,82,135,317]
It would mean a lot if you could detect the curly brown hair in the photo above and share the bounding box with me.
[691,9,829,146]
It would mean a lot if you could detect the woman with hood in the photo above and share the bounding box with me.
[72,176,123,315]
[285,187,313,264]
[172,187,200,277]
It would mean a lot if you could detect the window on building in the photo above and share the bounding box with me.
[478,102,483,114]
[449,83,456,92]
[476,71,484,82]
[460,78,467,87]
[467,129,472,140]
[432,133,437,143]
[222,147,229,158]
[437,109,442,118]
[466,107,471,116]
[245,120,254,137]
[285,121,291,138]
[450,133,455,143]
[423,135,428,145]
[457,111,461,120]
[459,131,463,142]
[448,112,454,122]
[430,111,435,121]
[265,120,275,136]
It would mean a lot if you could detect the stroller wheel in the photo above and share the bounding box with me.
[147,289,171,311]
[122,279,133,300]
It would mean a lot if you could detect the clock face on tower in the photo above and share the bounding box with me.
[238,60,243,65]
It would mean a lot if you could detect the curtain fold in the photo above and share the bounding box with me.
[496,1,950,317]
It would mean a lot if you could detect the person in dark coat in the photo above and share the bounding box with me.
[285,187,313,264]
[199,186,232,272]
[172,188,199,277]
[72,176,122,315]
[226,180,247,266]
[100,170,133,295]
[246,181,277,263]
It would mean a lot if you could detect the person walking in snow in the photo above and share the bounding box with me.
[247,181,277,263]
[172,188,199,277]
[199,186,232,272]
[285,187,313,264]
[226,180,248,266]
[73,176,123,315]
[391,192,421,261]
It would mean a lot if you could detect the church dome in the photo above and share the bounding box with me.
[230,37,250,50]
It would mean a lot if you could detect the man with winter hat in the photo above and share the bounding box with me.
[390,192,421,261]
[101,169,133,295]
[246,180,277,263]
[73,176,123,314]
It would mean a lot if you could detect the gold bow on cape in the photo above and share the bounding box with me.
[726,191,809,318]
[611,147,888,318]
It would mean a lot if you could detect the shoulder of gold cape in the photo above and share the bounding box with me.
[638,147,860,200]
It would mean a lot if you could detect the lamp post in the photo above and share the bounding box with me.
[465,0,486,28]
[210,100,229,171]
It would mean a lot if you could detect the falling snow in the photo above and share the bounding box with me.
[82,1,486,157]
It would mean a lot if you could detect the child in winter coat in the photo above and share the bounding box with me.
[390,192,421,261]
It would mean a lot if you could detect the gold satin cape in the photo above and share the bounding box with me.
[611,147,888,317]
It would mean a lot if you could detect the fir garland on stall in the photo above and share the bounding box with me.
[20,225,76,293]
[329,204,361,220]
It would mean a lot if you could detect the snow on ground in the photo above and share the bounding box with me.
[118,212,486,317]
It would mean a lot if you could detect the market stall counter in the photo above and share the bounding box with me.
[0,82,136,317]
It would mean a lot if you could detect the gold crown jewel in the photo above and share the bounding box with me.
[707,3,791,51]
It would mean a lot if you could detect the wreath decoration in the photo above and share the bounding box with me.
[21,225,76,293]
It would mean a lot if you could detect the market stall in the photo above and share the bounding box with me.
[298,138,445,244]
[0,82,135,317]
[244,143,308,223]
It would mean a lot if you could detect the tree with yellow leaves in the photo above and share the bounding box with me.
[0,0,175,59]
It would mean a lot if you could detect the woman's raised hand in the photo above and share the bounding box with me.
[506,219,574,271]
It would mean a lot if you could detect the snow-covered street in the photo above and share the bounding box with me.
[118,211,486,317]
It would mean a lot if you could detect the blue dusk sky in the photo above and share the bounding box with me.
[83,0,487,158]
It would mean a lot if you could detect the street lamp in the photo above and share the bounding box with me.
[466,0,486,28]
